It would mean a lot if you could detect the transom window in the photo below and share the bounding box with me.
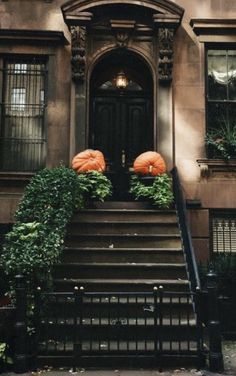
[0,57,47,171]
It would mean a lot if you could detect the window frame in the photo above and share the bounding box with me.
[0,54,48,172]
[210,210,236,256]
[205,44,236,158]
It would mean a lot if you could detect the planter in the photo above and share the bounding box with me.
[138,175,155,186]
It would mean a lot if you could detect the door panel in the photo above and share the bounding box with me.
[125,97,152,168]
[92,97,119,170]
[91,95,152,172]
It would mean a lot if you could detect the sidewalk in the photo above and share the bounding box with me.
[2,341,236,376]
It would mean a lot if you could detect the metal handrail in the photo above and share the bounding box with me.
[171,167,201,291]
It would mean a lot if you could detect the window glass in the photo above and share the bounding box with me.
[208,50,227,100]
[11,88,26,111]
[228,50,236,100]
[0,57,47,171]
[212,215,236,253]
[206,48,236,158]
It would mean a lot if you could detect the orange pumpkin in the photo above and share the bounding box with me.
[133,151,166,176]
[72,149,106,173]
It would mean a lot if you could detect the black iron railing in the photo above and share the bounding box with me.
[171,167,201,292]
[7,275,225,373]
[34,287,204,369]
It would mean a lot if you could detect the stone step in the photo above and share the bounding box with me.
[54,278,190,292]
[37,351,202,369]
[53,262,187,280]
[65,234,182,248]
[38,320,198,342]
[61,247,185,263]
[73,209,178,223]
[46,298,195,319]
[68,221,179,235]
[87,201,156,210]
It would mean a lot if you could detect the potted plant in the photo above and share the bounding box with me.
[205,123,236,160]
[130,173,174,208]
[71,149,112,204]
[129,151,173,208]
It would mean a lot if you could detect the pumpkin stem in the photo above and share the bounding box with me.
[148,165,153,173]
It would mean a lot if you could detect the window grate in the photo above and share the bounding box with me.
[212,215,236,253]
[0,57,47,171]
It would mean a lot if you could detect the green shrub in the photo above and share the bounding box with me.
[2,167,112,282]
[129,173,173,208]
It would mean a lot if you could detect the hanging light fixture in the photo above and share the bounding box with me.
[115,70,128,89]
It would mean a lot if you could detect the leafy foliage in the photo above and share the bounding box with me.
[77,171,112,202]
[2,167,112,281]
[129,173,173,208]
[206,124,236,159]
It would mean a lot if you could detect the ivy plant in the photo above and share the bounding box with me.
[129,173,174,209]
[1,167,112,286]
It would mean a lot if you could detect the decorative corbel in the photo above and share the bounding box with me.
[110,20,135,48]
[199,163,210,179]
[70,26,86,83]
[115,31,130,48]
[158,28,174,83]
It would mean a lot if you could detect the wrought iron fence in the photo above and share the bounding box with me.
[34,288,204,368]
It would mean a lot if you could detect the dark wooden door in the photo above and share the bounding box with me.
[91,95,153,172]
[90,94,153,199]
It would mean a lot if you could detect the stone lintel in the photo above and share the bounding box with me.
[64,12,93,27]
[153,13,181,29]
[190,19,236,36]
[0,29,69,45]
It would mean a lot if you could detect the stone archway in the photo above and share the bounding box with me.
[61,0,184,169]
[89,49,154,172]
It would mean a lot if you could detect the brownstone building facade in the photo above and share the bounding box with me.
[1,0,236,262]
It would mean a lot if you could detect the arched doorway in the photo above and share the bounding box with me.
[89,50,153,198]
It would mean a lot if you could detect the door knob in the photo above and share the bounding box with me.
[121,149,126,168]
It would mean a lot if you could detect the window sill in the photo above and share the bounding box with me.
[197,158,236,179]
[0,172,34,187]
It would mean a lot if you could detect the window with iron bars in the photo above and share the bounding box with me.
[0,57,47,171]
[211,212,236,253]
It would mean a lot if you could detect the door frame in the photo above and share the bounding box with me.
[88,48,155,166]
[87,47,156,152]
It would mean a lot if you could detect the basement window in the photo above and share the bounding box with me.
[211,212,236,253]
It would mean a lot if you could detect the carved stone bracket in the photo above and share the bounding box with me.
[70,26,86,83]
[158,28,174,83]
[110,20,135,48]
[115,31,130,47]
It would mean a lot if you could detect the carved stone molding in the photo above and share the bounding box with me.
[70,26,86,83]
[110,20,135,48]
[158,28,174,83]
[197,159,236,179]
[115,31,130,47]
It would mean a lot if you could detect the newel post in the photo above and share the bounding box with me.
[14,274,28,373]
[206,268,224,373]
